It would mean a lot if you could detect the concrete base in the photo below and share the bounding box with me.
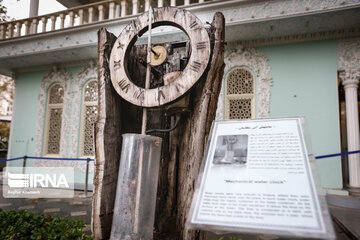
[347,185,360,198]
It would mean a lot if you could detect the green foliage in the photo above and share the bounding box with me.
[0,209,93,240]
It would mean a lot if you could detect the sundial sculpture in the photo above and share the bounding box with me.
[108,7,211,240]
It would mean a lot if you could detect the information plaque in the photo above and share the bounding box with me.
[187,118,335,239]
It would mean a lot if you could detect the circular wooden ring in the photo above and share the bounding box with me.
[110,7,211,107]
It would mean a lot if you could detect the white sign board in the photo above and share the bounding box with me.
[187,118,335,239]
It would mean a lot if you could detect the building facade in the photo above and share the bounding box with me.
[0,0,359,193]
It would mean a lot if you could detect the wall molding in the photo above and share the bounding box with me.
[35,66,72,159]
[217,44,273,119]
[231,28,360,48]
[70,62,97,158]
[338,37,360,71]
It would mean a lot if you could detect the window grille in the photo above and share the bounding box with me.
[79,80,98,157]
[225,67,255,119]
[44,83,64,155]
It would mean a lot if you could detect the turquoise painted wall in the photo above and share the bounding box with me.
[8,66,94,186]
[9,71,44,165]
[257,40,342,189]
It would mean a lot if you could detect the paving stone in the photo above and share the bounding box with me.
[43,208,60,213]
[71,211,87,217]
[18,205,35,210]
[0,202,12,207]
[46,199,61,203]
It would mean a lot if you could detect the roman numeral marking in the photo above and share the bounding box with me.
[175,83,185,92]
[196,42,207,50]
[134,90,145,100]
[118,79,130,93]
[113,60,121,68]
[189,20,198,29]
[117,40,124,49]
[190,61,202,72]
[158,90,165,101]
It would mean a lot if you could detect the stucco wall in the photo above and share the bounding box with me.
[8,66,94,186]
[257,40,342,189]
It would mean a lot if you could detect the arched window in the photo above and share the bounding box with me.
[225,67,255,119]
[79,80,98,157]
[44,83,64,155]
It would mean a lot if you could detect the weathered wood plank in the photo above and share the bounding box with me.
[92,28,121,240]
[176,12,225,240]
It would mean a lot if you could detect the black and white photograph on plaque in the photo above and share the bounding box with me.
[213,135,248,165]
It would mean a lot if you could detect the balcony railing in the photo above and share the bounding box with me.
[0,0,215,40]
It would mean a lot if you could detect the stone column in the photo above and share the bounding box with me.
[340,69,360,195]
[29,0,39,18]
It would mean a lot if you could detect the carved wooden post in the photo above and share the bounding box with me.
[177,12,225,240]
[92,28,121,240]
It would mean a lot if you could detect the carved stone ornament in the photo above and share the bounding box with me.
[216,45,273,119]
[35,66,72,162]
[338,38,360,71]
[69,63,97,173]
[70,63,97,158]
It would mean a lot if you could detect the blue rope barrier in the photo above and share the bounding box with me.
[1,150,359,163]
[0,157,23,162]
[0,156,94,162]
[315,150,360,160]
[26,156,94,161]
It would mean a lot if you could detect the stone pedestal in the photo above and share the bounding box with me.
[340,70,360,196]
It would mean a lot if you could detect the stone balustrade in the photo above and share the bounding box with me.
[0,0,211,40]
